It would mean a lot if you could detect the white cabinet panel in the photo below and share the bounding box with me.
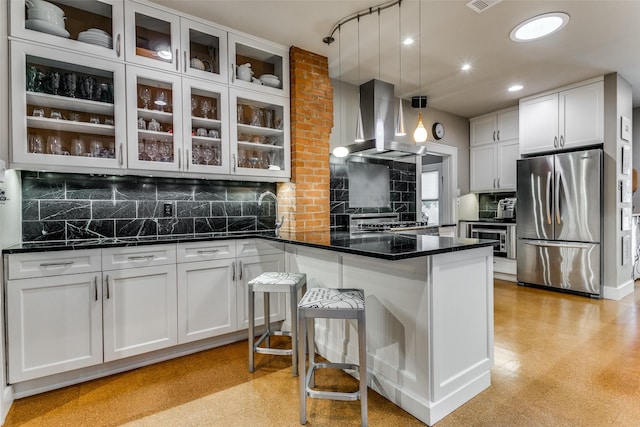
[496,109,519,141]
[470,144,497,192]
[236,238,284,258]
[496,140,519,190]
[102,244,176,270]
[7,273,103,382]
[520,80,603,155]
[470,115,496,146]
[103,264,177,361]
[177,240,236,263]
[177,259,236,343]
[7,249,101,280]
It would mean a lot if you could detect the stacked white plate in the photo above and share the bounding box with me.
[25,0,69,38]
[78,28,113,49]
[259,74,281,88]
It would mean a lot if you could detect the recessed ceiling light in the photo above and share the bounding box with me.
[510,12,569,42]
[402,37,414,46]
[461,63,471,71]
[508,84,523,92]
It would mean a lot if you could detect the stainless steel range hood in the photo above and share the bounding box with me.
[340,79,428,159]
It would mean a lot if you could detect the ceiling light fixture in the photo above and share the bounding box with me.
[413,0,427,144]
[461,63,471,71]
[402,37,414,45]
[508,84,523,92]
[510,12,569,42]
[395,1,406,136]
[332,26,349,158]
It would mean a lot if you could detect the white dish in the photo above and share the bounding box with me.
[268,165,281,171]
[261,79,281,88]
[86,28,110,36]
[259,74,278,79]
[25,18,69,38]
[27,7,65,26]
[26,0,64,16]
[78,34,112,43]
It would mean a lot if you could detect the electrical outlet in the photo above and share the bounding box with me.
[163,203,173,217]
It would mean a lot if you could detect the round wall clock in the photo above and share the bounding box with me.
[433,122,445,140]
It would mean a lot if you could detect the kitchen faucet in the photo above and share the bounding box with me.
[258,191,284,236]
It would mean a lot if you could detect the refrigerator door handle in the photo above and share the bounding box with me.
[524,240,593,250]
[555,171,562,224]
[546,171,552,225]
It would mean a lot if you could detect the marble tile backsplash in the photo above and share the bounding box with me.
[21,172,277,243]
[330,156,417,229]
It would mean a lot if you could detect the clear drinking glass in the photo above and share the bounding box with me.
[146,140,158,161]
[71,139,85,156]
[201,99,211,119]
[47,136,62,155]
[155,91,167,112]
[139,87,152,109]
[90,140,102,157]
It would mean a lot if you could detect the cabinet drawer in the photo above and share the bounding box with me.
[7,249,102,280]
[102,244,177,271]
[177,240,236,263]
[236,239,284,258]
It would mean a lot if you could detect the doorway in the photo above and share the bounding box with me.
[415,142,458,225]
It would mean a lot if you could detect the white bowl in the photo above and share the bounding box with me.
[260,77,280,88]
[26,0,65,16]
[268,165,281,171]
[28,8,66,27]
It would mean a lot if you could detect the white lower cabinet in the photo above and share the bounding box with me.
[177,240,238,344]
[102,245,178,362]
[7,272,103,383]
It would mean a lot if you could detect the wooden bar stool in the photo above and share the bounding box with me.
[298,287,367,426]
[248,272,307,376]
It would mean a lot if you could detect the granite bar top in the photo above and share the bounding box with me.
[2,230,494,261]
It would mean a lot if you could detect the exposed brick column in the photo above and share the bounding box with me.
[277,47,332,240]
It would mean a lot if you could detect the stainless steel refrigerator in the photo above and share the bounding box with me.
[516,148,603,296]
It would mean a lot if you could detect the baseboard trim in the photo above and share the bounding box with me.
[603,279,635,300]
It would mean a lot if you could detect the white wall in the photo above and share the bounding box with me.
[329,79,471,195]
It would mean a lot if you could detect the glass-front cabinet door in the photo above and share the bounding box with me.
[180,18,228,83]
[10,0,124,60]
[230,89,290,179]
[10,41,126,170]
[124,2,180,72]
[126,66,182,172]
[182,78,230,175]
[228,33,289,98]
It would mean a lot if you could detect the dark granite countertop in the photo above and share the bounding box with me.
[2,230,494,261]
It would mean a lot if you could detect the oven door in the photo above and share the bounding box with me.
[471,227,507,257]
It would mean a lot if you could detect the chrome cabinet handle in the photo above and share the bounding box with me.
[178,148,182,170]
[175,49,179,71]
[186,149,190,170]
[118,143,123,167]
[184,50,187,73]
[232,261,236,281]
[554,136,558,148]
[105,275,110,299]
[232,153,236,172]
[560,135,565,147]
[197,249,219,256]
[493,178,496,189]
[497,130,500,141]
[94,276,98,301]
[239,261,243,280]
[493,131,496,142]
[497,178,500,188]
[116,34,121,57]
[40,261,73,268]
[128,255,154,261]
[231,64,235,82]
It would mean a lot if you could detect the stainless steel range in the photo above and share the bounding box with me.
[349,213,432,235]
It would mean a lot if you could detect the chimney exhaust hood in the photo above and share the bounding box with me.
[339,79,428,159]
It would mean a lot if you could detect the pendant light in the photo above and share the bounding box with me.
[395,1,406,136]
[413,0,428,143]
[332,25,349,158]
[354,16,365,143]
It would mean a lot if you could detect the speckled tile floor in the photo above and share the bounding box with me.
[3,280,640,426]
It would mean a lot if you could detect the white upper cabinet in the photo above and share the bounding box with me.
[180,17,228,83]
[469,107,519,192]
[124,2,180,72]
[229,33,290,98]
[10,0,124,60]
[520,79,604,155]
[126,65,183,173]
[230,88,290,179]
[470,108,518,146]
[11,41,127,171]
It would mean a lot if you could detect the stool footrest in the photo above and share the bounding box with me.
[253,331,294,356]
[304,362,362,401]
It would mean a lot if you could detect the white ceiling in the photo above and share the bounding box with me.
[149,0,640,118]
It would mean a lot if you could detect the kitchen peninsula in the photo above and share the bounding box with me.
[3,231,494,426]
